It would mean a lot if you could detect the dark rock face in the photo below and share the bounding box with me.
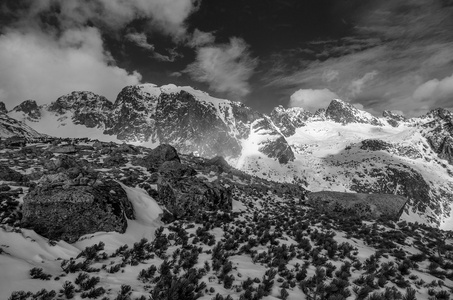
[252,118,295,164]
[157,177,232,220]
[421,109,453,165]
[0,165,27,182]
[307,191,407,220]
[350,165,435,221]
[205,156,232,173]
[383,110,406,127]
[12,100,41,120]
[48,91,113,128]
[105,86,157,141]
[154,91,241,158]
[270,107,297,136]
[142,144,180,171]
[326,99,383,125]
[21,179,134,243]
[230,102,262,139]
[360,139,392,151]
[158,160,197,178]
[0,101,8,114]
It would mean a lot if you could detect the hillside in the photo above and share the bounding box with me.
[1,139,453,300]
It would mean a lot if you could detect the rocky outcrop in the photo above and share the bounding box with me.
[0,114,45,139]
[307,191,407,220]
[383,110,406,127]
[270,106,309,137]
[421,109,453,165]
[326,99,383,126]
[141,144,181,171]
[12,100,41,120]
[0,101,8,114]
[154,91,241,158]
[21,177,134,243]
[104,85,158,142]
[157,177,232,220]
[252,118,295,164]
[0,165,28,182]
[48,91,113,128]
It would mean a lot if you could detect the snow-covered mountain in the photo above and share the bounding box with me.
[5,84,453,229]
[0,106,46,139]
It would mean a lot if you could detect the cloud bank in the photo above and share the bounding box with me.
[289,88,339,111]
[0,0,200,107]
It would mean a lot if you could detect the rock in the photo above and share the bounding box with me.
[157,177,232,220]
[21,179,134,243]
[11,100,41,120]
[307,191,407,220]
[360,139,392,151]
[50,144,77,154]
[383,110,406,127]
[326,99,383,126]
[251,118,295,164]
[158,160,197,178]
[0,101,7,114]
[142,144,180,171]
[0,165,27,182]
[54,155,78,170]
[205,156,232,173]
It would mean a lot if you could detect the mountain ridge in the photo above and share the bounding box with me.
[3,84,453,229]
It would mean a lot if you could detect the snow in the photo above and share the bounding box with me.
[0,185,163,299]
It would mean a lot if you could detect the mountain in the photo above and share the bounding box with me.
[5,84,453,229]
[0,110,46,139]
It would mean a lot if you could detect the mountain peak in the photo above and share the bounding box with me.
[326,99,383,125]
[0,101,7,114]
[12,99,41,120]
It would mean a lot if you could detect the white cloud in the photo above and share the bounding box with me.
[125,32,155,50]
[189,29,216,47]
[348,71,378,97]
[413,73,453,105]
[184,37,258,99]
[0,28,141,107]
[289,88,339,111]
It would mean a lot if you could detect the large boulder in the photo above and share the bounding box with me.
[157,177,232,220]
[21,178,134,243]
[142,144,180,171]
[0,165,27,182]
[308,191,407,220]
[158,160,197,178]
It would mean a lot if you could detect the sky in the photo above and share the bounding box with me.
[0,0,452,117]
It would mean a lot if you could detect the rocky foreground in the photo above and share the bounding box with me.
[0,138,453,300]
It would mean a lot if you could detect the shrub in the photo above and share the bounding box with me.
[29,267,51,280]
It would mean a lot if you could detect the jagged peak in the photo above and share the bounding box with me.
[0,101,7,114]
[49,91,112,114]
[326,98,383,126]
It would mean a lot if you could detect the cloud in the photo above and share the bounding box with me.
[125,32,155,50]
[0,28,141,107]
[184,37,258,99]
[289,88,339,111]
[413,73,453,107]
[189,29,216,47]
[265,0,453,117]
[19,0,200,40]
[348,71,378,97]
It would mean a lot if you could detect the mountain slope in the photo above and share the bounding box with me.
[5,84,453,228]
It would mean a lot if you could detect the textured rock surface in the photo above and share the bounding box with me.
[157,177,232,220]
[142,144,180,171]
[421,109,453,165]
[307,191,407,219]
[154,91,241,158]
[21,179,134,243]
[326,99,383,125]
[48,91,113,128]
[12,100,41,120]
[0,101,7,114]
[0,165,27,182]
[252,118,295,164]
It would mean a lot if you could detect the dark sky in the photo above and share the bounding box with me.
[1,0,453,116]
